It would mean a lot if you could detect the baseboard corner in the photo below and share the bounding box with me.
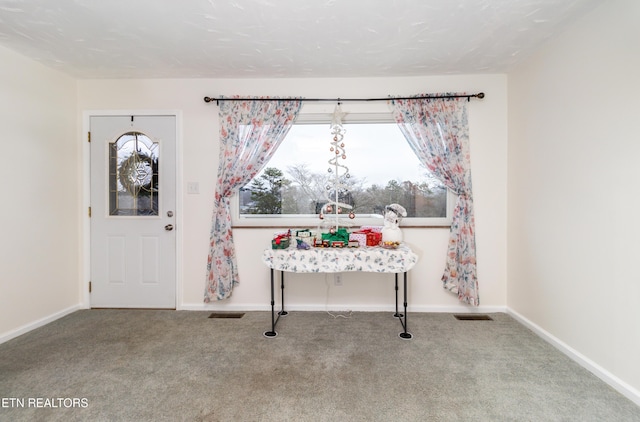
[506,307,640,407]
[0,304,82,345]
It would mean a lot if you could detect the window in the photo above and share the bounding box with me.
[231,109,453,227]
[109,131,159,216]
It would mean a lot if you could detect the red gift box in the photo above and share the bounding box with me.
[352,229,382,247]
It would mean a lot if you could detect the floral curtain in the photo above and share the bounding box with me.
[389,95,479,306]
[205,98,302,302]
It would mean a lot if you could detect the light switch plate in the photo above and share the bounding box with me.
[187,182,200,194]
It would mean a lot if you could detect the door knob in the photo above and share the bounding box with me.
[164,224,174,231]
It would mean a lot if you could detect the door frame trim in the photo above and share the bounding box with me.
[82,110,183,309]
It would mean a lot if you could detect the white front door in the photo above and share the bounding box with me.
[90,115,176,308]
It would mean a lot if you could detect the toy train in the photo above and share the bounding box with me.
[313,239,360,248]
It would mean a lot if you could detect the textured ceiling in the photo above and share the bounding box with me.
[0,0,604,79]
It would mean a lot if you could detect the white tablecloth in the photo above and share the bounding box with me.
[262,245,418,273]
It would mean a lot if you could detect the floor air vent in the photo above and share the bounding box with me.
[208,312,245,319]
[454,314,493,321]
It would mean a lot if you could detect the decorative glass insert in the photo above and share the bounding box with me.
[109,132,159,216]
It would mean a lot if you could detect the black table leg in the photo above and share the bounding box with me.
[263,269,278,337]
[279,271,288,316]
[398,272,412,339]
[393,273,403,318]
[264,270,288,338]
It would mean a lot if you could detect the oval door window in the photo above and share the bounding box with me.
[108,131,159,216]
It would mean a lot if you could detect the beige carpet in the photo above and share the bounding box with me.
[0,310,638,421]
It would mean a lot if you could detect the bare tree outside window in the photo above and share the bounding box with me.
[239,122,447,220]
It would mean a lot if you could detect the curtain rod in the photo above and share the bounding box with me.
[203,92,484,104]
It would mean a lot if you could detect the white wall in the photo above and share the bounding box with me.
[77,74,507,312]
[508,0,640,399]
[0,46,80,340]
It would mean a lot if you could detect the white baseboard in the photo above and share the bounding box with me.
[180,303,396,312]
[0,304,82,345]
[507,308,640,407]
[409,305,507,314]
[180,302,507,313]
[179,303,272,312]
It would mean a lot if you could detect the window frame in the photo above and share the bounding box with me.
[230,105,454,228]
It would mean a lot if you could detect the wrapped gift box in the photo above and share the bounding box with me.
[271,237,290,249]
[349,232,367,246]
[359,225,383,233]
[272,231,291,249]
[294,229,317,246]
[352,229,382,247]
[321,228,350,246]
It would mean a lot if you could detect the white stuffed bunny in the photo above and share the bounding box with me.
[381,203,407,244]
